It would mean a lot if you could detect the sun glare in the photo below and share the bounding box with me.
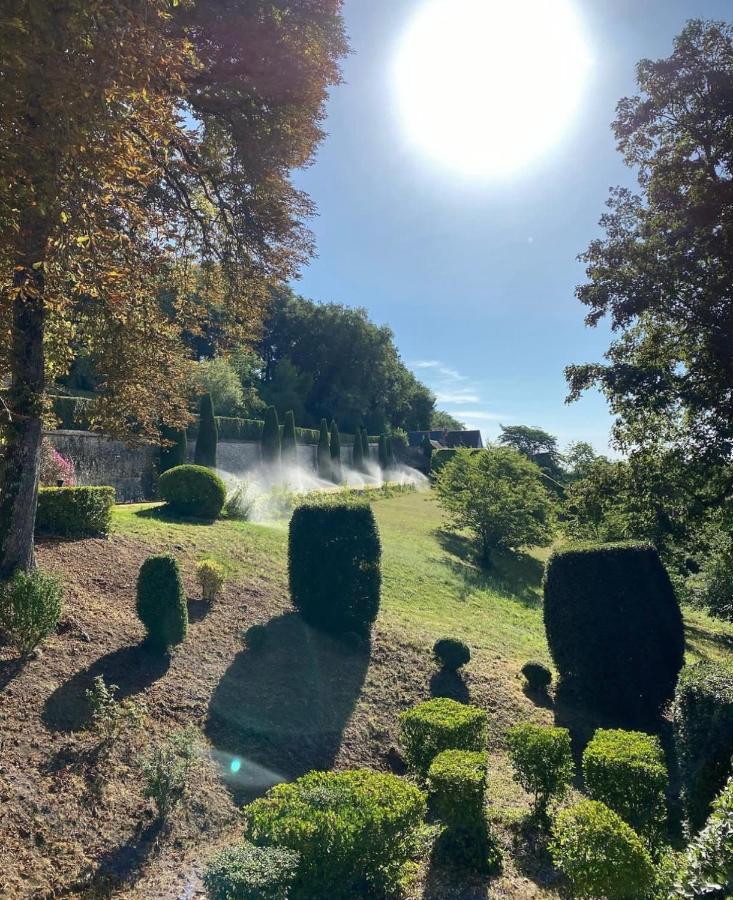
[395,0,592,178]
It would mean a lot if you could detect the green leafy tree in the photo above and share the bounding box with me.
[229,349,266,417]
[191,358,245,417]
[432,410,466,431]
[260,357,312,424]
[160,426,187,474]
[329,419,342,483]
[194,394,218,469]
[317,418,331,480]
[261,406,281,467]
[499,425,563,485]
[436,447,554,566]
[281,410,298,467]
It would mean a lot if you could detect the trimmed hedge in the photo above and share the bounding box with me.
[433,637,471,672]
[673,660,733,832]
[36,486,115,538]
[159,465,226,520]
[243,769,426,899]
[400,698,488,776]
[203,842,300,900]
[288,503,381,637]
[136,555,188,652]
[550,800,655,899]
[506,723,574,814]
[583,728,668,841]
[543,542,684,719]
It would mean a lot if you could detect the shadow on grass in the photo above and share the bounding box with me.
[87,818,163,896]
[43,643,170,732]
[522,684,554,711]
[435,530,544,607]
[506,813,571,898]
[430,669,470,704]
[133,505,217,526]
[685,622,733,653]
[0,655,25,691]
[187,598,210,624]
[206,612,369,804]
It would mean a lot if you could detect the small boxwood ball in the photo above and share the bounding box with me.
[521,660,552,692]
[434,637,471,671]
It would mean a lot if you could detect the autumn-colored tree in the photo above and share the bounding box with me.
[0,0,346,575]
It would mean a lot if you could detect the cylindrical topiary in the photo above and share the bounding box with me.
[317,418,331,480]
[281,410,297,467]
[194,393,218,469]
[433,637,471,672]
[329,419,342,483]
[378,434,389,472]
[543,542,684,720]
[136,555,188,652]
[160,425,188,474]
[289,503,381,637]
[352,428,364,472]
[261,406,281,466]
[159,465,226,519]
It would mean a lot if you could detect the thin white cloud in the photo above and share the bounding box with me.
[447,410,509,421]
[435,390,480,405]
[410,360,468,382]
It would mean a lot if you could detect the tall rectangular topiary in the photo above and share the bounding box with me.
[543,542,684,720]
[136,555,188,653]
[288,503,381,637]
[194,393,218,469]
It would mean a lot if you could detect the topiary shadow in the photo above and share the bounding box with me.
[430,669,470,704]
[187,597,210,624]
[133,505,217,526]
[43,643,170,732]
[206,612,370,804]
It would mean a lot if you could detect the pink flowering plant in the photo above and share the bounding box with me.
[39,439,76,487]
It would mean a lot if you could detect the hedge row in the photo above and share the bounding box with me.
[35,486,115,538]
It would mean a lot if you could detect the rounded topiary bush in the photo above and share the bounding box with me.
[434,637,471,672]
[203,842,300,900]
[400,697,488,776]
[243,769,426,899]
[543,542,684,719]
[506,723,574,815]
[521,660,552,692]
[159,464,226,520]
[288,503,381,637]
[0,569,64,655]
[550,800,655,899]
[136,555,188,652]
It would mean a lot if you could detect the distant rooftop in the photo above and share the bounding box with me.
[408,430,483,450]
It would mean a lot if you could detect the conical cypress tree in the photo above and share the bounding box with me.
[329,419,342,483]
[261,406,281,466]
[194,394,218,468]
[160,425,187,474]
[282,410,298,467]
[361,427,370,463]
[378,434,389,472]
[317,418,331,480]
[352,428,364,472]
[387,436,395,469]
[421,434,433,469]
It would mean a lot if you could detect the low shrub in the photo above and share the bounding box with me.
[583,728,668,842]
[36,486,114,538]
[288,503,381,637]
[85,675,146,744]
[427,750,500,872]
[506,723,574,815]
[400,698,488,776]
[673,660,733,832]
[159,464,226,519]
[521,660,552,692]
[0,569,63,655]
[672,775,733,898]
[243,769,426,899]
[141,727,198,821]
[433,637,471,672]
[204,842,301,900]
[136,555,188,652]
[196,559,225,602]
[543,542,685,719]
[550,800,655,899]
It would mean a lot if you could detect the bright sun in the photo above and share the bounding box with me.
[395,0,591,178]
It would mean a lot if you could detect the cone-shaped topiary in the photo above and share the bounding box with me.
[160,425,187,474]
[378,434,389,472]
[136,555,188,652]
[353,428,364,472]
[194,394,218,469]
[317,418,331,480]
[422,434,433,467]
[361,427,370,463]
[281,410,297,467]
[329,419,342,483]
[261,406,281,466]
[387,435,395,468]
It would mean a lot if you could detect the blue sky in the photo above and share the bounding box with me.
[291,0,730,452]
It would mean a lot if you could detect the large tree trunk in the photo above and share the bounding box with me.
[0,218,48,578]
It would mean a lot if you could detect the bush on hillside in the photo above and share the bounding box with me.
[433,637,471,672]
[672,775,733,897]
[400,698,488,776]
[159,425,187,474]
[194,393,218,468]
[136,555,188,652]
[550,800,655,899]
[673,660,733,832]
[262,406,282,466]
[521,660,552,692]
[0,569,63,655]
[204,842,301,900]
[506,723,574,816]
[36,486,115,538]
[583,728,668,842]
[288,503,381,637]
[196,559,225,602]
[159,465,226,520]
[141,727,198,820]
[428,750,500,872]
[243,769,427,899]
[543,542,685,719]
